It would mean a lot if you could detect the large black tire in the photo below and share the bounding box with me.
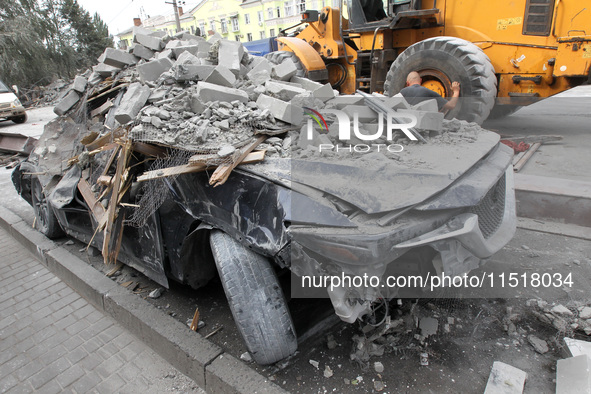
[31,177,64,239]
[11,113,27,124]
[384,36,497,124]
[209,230,297,365]
[264,51,307,78]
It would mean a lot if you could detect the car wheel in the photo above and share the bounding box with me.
[209,230,297,365]
[31,177,63,239]
[384,36,497,124]
[11,114,27,124]
[264,51,307,78]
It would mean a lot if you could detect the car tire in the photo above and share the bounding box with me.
[31,177,63,239]
[384,36,497,124]
[209,230,297,365]
[11,113,27,124]
[264,51,307,78]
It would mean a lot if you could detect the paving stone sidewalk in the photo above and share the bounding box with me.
[0,226,203,393]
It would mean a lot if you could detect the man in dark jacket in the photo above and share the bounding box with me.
[400,71,460,112]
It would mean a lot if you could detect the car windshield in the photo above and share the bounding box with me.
[0,81,11,93]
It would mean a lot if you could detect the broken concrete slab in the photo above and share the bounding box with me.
[291,76,324,92]
[272,58,298,81]
[204,66,236,87]
[565,338,591,358]
[341,105,379,122]
[383,93,411,110]
[412,98,439,112]
[134,33,163,51]
[132,26,156,39]
[174,51,201,67]
[148,89,167,103]
[265,80,307,101]
[172,45,200,59]
[196,81,248,104]
[419,317,438,337]
[557,355,591,394]
[132,44,155,61]
[180,32,204,42]
[137,58,174,83]
[190,96,206,115]
[93,63,121,77]
[327,95,365,109]
[54,91,80,116]
[528,335,549,354]
[484,361,527,394]
[101,48,138,68]
[114,82,151,124]
[157,49,173,60]
[313,83,336,102]
[174,65,215,82]
[218,40,244,76]
[72,76,87,94]
[396,109,444,131]
[165,40,182,50]
[256,94,303,125]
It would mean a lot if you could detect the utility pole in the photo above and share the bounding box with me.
[165,0,182,32]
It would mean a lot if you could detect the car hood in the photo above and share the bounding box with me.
[0,92,17,104]
[242,130,501,214]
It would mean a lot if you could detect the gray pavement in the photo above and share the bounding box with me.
[0,226,203,393]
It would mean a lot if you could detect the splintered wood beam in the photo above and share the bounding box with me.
[133,142,168,158]
[87,83,129,103]
[209,136,267,187]
[136,150,266,182]
[77,178,106,223]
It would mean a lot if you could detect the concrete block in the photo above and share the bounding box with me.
[93,63,121,77]
[248,70,271,87]
[196,81,248,103]
[72,76,87,93]
[412,98,439,112]
[132,44,155,60]
[291,76,324,91]
[256,94,302,125]
[114,82,151,124]
[157,49,173,59]
[265,80,306,101]
[272,58,298,81]
[134,33,163,51]
[54,90,80,116]
[190,96,206,114]
[198,41,212,55]
[396,109,443,131]
[557,355,591,394]
[204,66,236,87]
[181,32,204,42]
[341,105,379,122]
[133,26,155,38]
[172,45,200,59]
[565,338,591,359]
[174,65,215,81]
[165,40,182,49]
[484,361,527,394]
[208,32,223,43]
[327,95,364,109]
[312,83,335,102]
[87,71,103,86]
[150,30,167,38]
[148,88,168,103]
[218,40,244,76]
[247,58,272,83]
[205,354,287,394]
[137,57,174,82]
[174,51,201,67]
[101,48,138,68]
[382,93,410,110]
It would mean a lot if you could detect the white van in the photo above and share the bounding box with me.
[0,80,27,124]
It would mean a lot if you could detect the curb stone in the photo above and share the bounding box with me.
[0,206,287,393]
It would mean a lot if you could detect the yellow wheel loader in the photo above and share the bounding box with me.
[268,0,591,123]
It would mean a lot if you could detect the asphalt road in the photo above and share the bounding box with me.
[0,95,589,393]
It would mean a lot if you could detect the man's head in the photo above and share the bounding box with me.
[406,71,421,87]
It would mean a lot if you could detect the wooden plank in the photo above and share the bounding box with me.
[77,178,106,222]
[97,175,112,186]
[87,83,129,103]
[209,136,267,187]
[188,150,265,166]
[90,100,113,118]
[136,150,266,182]
[133,142,168,158]
[502,134,563,144]
[513,142,542,173]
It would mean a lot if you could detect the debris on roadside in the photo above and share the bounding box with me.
[240,352,253,362]
[484,361,527,394]
[148,287,164,298]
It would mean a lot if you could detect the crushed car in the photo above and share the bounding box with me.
[12,30,516,365]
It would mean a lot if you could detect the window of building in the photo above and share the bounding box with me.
[247,32,253,41]
[285,0,294,16]
[209,19,216,32]
[258,10,264,24]
[297,0,306,12]
[190,26,195,34]
[276,6,281,17]
[267,7,274,19]
[269,28,275,36]
[260,31,266,39]
[220,18,228,34]
[199,22,206,35]
[235,35,241,41]
[245,13,251,24]
[231,17,239,31]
